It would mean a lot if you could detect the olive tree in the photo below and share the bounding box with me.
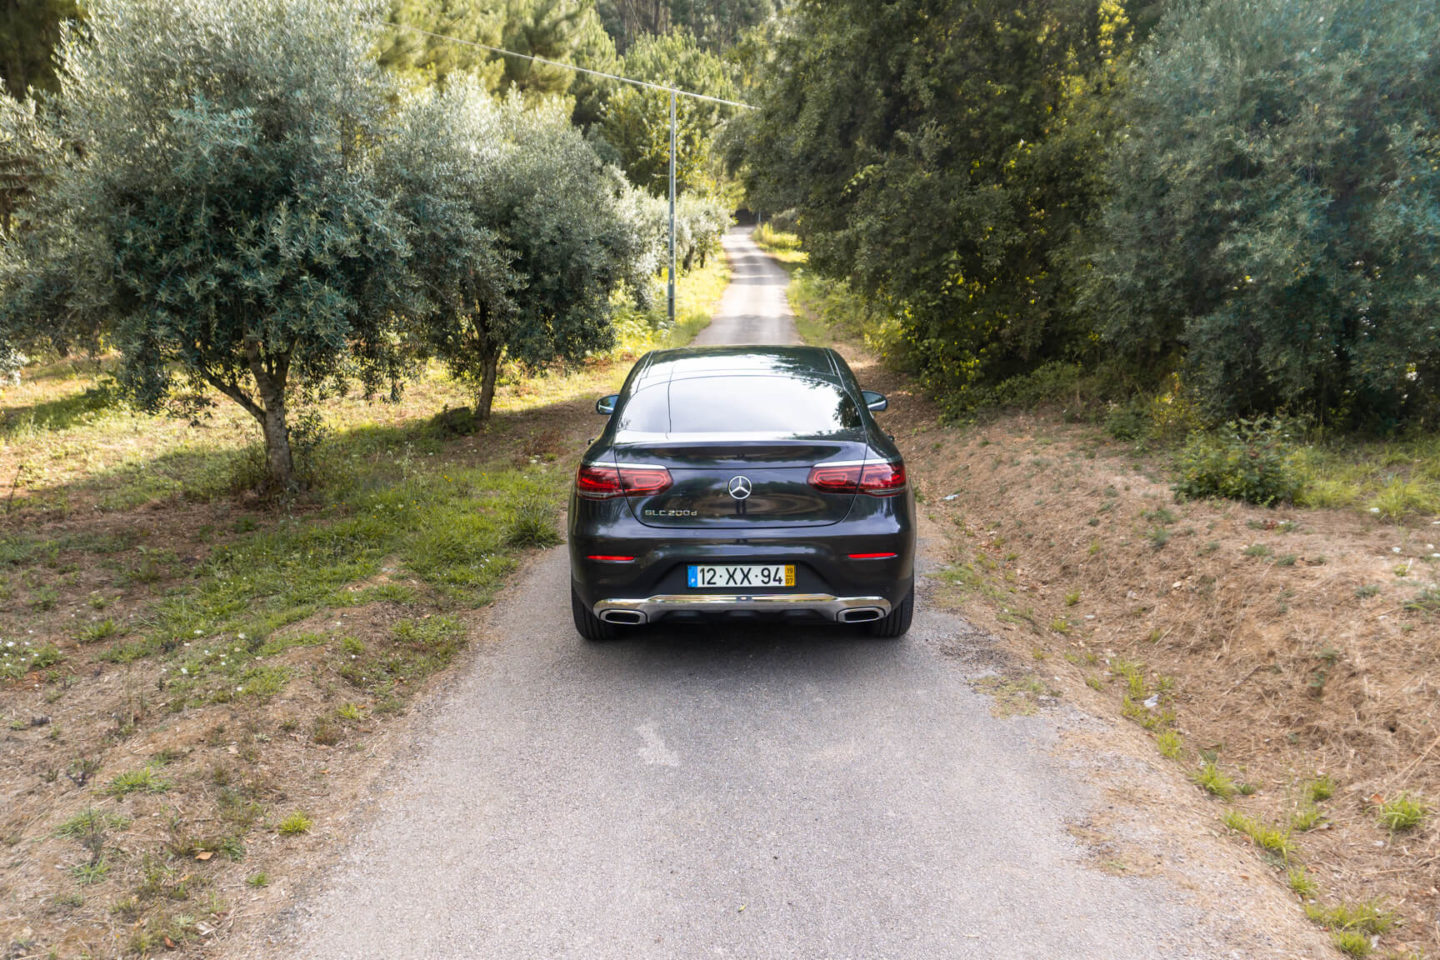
[389,84,650,422]
[0,0,416,490]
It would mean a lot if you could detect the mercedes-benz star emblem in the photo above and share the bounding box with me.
[727,476,753,501]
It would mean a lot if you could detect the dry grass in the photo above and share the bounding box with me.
[807,320,1440,956]
[0,261,730,958]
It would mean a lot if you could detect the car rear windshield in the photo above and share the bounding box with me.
[617,375,863,437]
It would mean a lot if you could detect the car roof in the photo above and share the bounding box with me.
[628,345,844,391]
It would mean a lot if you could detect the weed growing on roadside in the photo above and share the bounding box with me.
[503,495,562,548]
[1291,803,1324,832]
[1303,775,1336,804]
[1287,866,1318,899]
[77,619,120,643]
[1305,901,1394,937]
[1156,729,1183,760]
[1222,810,1292,857]
[1404,588,1440,616]
[1193,761,1239,799]
[1376,793,1427,832]
[1330,930,1371,957]
[105,767,171,796]
[277,812,312,836]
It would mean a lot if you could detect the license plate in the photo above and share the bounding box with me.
[687,564,794,589]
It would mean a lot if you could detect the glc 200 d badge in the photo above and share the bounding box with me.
[645,508,699,518]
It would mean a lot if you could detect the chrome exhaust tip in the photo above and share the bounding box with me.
[599,609,646,625]
[839,607,884,624]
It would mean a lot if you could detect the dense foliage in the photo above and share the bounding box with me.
[741,0,1153,404]
[597,0,780,53]
[0,0,681,491]
[0,0,81,98]
[743,0,1440,434]
[0,0,420,490]
[1087,0,1440,429]
[597,29,737,197]
[387,82,651,421]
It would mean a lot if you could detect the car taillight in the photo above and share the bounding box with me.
[618,467,673,495]
[575,464,673,499]
[859,461,906,496]
[807,461,907,497]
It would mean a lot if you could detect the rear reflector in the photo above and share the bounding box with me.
[808,461,907,497]
[576,464,673,499]
[587,555,636,563]
[848,552,899,560]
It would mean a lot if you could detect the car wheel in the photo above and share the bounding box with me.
[867,587,914,638]
[571,585,620,642]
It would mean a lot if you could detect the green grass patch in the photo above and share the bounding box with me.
[1291,803,1324,831]
[1305,900,1395,936]
[1222,810,1293,857]
[1404,588,1440,616]
[1156,729,1183,760]
[1303,775,1336,803]
[55,809,131,839]
[276,811,312,836]
[751,223,806,264]
[1376,792,1427,832]
[1193,761,1240,799]
[0,640,64,680]
[1287,865,1318,899]
[105,767,171,796]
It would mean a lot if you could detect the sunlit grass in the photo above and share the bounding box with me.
[752,223,806,265]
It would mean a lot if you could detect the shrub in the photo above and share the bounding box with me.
[1105,401,1150,442]
[1174,419,1301,506]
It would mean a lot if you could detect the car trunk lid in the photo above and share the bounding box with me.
[615,438,865,529]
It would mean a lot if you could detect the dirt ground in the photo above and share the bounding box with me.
[842,346,1439,958]
[0,383,607,959]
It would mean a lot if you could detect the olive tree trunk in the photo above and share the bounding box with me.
[203,338,297,492]
[474,346,503,424]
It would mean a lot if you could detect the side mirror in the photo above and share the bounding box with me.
[862,390,888,412]
[596,394,619,416]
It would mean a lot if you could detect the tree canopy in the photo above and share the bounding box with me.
[1087,0,1440,428]
[741,0,1148,401]
[388,82,652,421]
[0,0,420,490]
[599,28,737,197]
[0,0,81,99]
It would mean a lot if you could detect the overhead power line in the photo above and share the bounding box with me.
[375,20,755,110]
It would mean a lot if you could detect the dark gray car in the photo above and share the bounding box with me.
[567,345,915,641]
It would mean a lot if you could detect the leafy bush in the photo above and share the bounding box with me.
[1105,402,1150,442]
[1174,419,1301,506]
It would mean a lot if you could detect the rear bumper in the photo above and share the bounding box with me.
[593,592,892,625]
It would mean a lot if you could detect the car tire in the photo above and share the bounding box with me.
[867,587,914,638]
[571,585,620,642]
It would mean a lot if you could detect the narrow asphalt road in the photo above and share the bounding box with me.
[692,227,802,346]
[267,228,1308,960]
